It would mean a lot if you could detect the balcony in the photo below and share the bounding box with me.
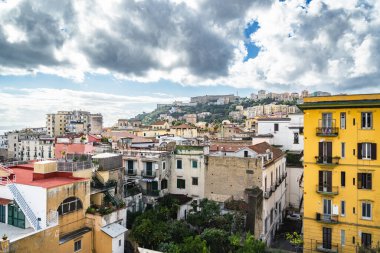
[126,169,137,176]
[270,185,276,192]
[141,170,156,178]
[315,241,339,253]
[316,120,339,137]
[141,189,160,196]
[315,156,340,166]
[316,185,339,195]
[316,213,338,224]
[264,189,272,199]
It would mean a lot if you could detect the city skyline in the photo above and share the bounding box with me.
[1,0,380,129]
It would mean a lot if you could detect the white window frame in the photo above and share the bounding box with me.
[362,143,372,160]
[362,202,372,220]
[74,240,82,252]
[340,112,346,129]
[341,230,346,246]
[341,142,345,159]
[341,200,346,217]
[361,112,373,129]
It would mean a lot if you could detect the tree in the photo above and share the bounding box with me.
[286,232,303,252]
[131,218,170,249]
[229,233,266,253]
[180,236,209,253]
[201,228,230,253]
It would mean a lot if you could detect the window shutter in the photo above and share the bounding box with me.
[358,143,363,159]
[358,173,362,189]
[371,143,377,160]
[319,171,323,191]
[368,174,372,189]
[319,142,323,159]
[327,171,332,192]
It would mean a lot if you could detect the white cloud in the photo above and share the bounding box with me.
[0,0,379,93]
[0,87,189,128]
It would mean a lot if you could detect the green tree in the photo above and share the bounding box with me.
[201,228,230,253]
[180,236,210,253]
[229,233,266,253]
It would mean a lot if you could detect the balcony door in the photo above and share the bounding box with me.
[319,142,332,163]
[146,162,153,176]
[323,227,332,249]
[319,171,332,192]
[323,199,332,216]
[322,113,333,128]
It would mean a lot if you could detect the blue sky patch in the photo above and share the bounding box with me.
[243,21,261,62]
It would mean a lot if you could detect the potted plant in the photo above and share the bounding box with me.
[2,234,7,240]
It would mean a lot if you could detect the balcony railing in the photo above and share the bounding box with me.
[315,156,340,165]
[316,213,338,223]
[141,170,156,178]
[126,169,137,176]
[316,185,339,195]
[315,241,339,253]
[316,119,339,137]
[264,189,272,199]
[141,189,160,196]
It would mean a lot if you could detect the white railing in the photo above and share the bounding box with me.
[7,183,41,230]
[57,161,93,172]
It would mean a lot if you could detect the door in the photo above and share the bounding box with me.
[323,227,332,249]
[319,142,332,163]
[7,204,25,229]
[323,199,332,218]
[319,171,332,192]
[322,113,333,128]
[146,162,153,176]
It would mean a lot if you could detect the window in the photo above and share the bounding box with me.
[270,208,273,224]
[361,112,373,129]
[341,201,346,216]
[293,133,299,144]
[318,142,332,163]
[362,233,372,248]
[341,230,346,246]
[119,239,122,247]
[57,197,83,215]
[176,160,182,169]
[358,173,372,189]
[161,179,168,189]
[192,177,198,185]
[74,240,82,252]
[162,161,166,170]
[244,150,249,157]
[274,123,279,132]
[362,202,372,219]
[318,171,332,192]
[127,160,134,174]
[177,179,185,189]
[358,143,377,160]
[340,112,346,129]
[0,205,5,223]
[341,171,346,187]
[322,113,333,128]
[341,142,345,158]
[192,160,198,168]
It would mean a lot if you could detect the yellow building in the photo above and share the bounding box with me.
[299,94,380,253]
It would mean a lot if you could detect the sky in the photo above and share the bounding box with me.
[0,0,380,129]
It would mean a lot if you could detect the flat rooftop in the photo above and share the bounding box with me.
[11,164,87,189]
[0,222,35,242]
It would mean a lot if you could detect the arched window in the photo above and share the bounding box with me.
[57,197,83,215]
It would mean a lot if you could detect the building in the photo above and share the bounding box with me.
[18,135,54,161]
[46,110,103,137]
[183,114,197,125]
[205,142,286,245]
[170,124,198,138]
[169,146,206,199]
[254,114,304,151]
[150,121,170,130]
[299,93,380,253]
[190,94,238,104]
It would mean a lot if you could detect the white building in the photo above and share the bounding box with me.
[254,114,304,151]
[169,146,206,199]
[18,136,54,161]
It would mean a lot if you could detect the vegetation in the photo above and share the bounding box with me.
[130,197,265,253]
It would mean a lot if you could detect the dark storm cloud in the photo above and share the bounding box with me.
[80,0,245,78]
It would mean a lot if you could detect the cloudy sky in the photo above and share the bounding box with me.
[0,0,379,129]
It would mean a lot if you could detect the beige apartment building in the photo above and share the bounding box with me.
[46,110,103,137]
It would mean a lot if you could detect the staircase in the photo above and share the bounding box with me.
[104,190,121,207]
[7,183,41,230]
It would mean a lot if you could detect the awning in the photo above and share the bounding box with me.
[101,223,127,238]
[141,178,158,182]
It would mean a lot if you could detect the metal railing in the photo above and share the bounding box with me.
[316,185,339,195]
[316,213,338,223]
[315,241,339,253]
[316,120,339,137]
[141,170,156,178]
[141,189,160,196]
[57,161,93,172]
[126,169,137,176]
[315,156,340,165]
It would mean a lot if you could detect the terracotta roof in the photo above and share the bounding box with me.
[151,121,166,125]
[103,131,153,143]
[171,124,196,129]
[249,142,284,160]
